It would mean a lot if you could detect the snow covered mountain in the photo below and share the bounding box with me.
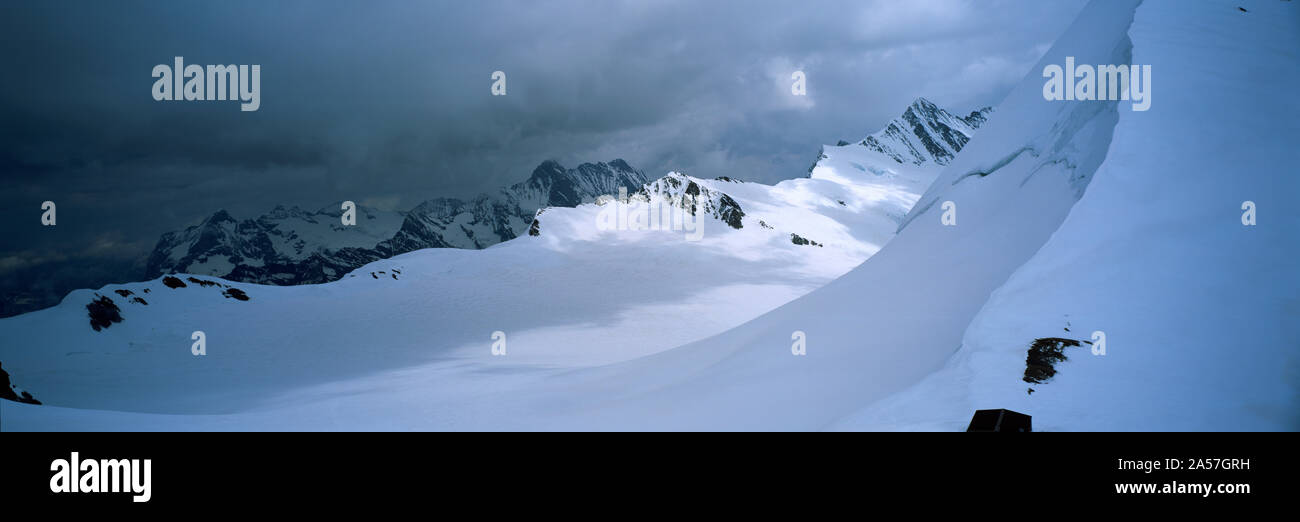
[534,0,1296,431]
[145,159,651,285]
[377,159,650,253]
[144,204,406,285]
[510,159,651,210]
[854,97,991,168]
[145,109,993,290]
[833,0,1300,431]
[0,95,992,426]
[5,0,1289,432]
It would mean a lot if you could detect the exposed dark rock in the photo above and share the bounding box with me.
[0,364,17,402]
[162,276,186,289]
[114,289,133,298]
[187,277,221,288]
[808,146,828,174]
[962,108,992,128]
[636,173,745,230]
[86,294,123,331]
[717,194,745,229]
[0,362,40,405]
[221,288,249,301]
[1023,337,1082,384]
[790,233,823,247]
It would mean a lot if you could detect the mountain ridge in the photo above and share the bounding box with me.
[145,159,652,285]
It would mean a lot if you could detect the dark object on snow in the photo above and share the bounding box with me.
[716,194,745,229]
[790,233,823,247]
[222,288,250,301]
[162,276,187,289]
[187,277,221,288]
[528,218,541,236]
[966,409,1032,432]
[86,295,124,331]
[0,362,40,404]
[0,362,17,401]
[1023,337,1081,384]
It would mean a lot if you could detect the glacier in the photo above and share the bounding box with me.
[1,0,1295,431]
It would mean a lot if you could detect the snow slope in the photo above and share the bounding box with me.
[834,0,1300,431]
[4,0,1291,432]
[0,97,988,428]
[497,0,1139,431]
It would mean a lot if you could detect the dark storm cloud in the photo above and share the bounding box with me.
[0,0,1086,283]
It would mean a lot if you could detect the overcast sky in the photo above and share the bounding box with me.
[0,0,1086,283]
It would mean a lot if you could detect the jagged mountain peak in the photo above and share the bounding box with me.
[205,209,238,224]
[509,159,650,209]
[961,106,994,128]
[854,98,994,167]
[528,159,568,180]
[147,159,652,286]
[633,172,745,229]
[905,96,941,115]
